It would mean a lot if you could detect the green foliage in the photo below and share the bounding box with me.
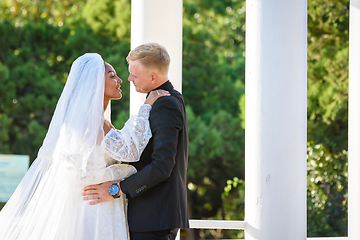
[307,143,348,237]
[0,19,130,163]
[183,0,245,120]
[305,1,349,235]
[182,1,246,231]
[82,0,130,39]
[307,0,349,151]
[221,177,245,239]
[186,106,244,221]
[113,109,130,129]
[188,177,245,239]
[0,0,87,26]
[0,20,65,160]
[0,0,130,40]
[0,113,12,153]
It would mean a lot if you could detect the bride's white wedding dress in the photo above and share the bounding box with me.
[0,53,151,240]
[78,105,152,240]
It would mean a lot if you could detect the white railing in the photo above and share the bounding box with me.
[176,220,348,240]
[308,238,347,240]
[175,220,245,240]
[189,220,246,230]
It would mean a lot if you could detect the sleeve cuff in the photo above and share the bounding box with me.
[138,104,152,118]
[120,180,129,196]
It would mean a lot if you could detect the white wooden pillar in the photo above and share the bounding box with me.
[244,1,307,239]
[129,0,183,115]
[348,1,360,239]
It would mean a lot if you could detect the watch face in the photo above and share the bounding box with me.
[109,184,119,195]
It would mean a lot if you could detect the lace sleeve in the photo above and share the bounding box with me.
[101,104,152,162]
[80,163,137,185]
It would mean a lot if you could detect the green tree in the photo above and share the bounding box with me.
[306,0,349,236]
[0,19,131,163]
[0,0,87,26]
[183,0,245,119]
[182,2,246,237]
[81,0,130,39]
[307,143,348,237]
[307,0,349,152]
[0,20,65,160]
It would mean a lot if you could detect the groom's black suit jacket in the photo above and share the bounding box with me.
[120,81,189,232]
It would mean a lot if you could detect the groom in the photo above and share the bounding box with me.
[84,42,189,240]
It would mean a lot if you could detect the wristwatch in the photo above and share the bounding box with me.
[108,183,120,199]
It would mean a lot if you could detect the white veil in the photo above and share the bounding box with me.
[0,53,109,239]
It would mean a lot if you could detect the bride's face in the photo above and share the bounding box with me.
[104,62,122,101]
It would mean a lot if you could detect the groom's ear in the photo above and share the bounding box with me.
[150,73,157,84]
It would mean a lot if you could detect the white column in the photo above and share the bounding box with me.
[348,1,360,239]
[244,1,307,239]
[129,0,183,115]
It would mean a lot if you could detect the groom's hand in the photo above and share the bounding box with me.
[82,181,123,205]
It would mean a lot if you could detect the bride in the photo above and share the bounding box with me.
[0,53,169,240]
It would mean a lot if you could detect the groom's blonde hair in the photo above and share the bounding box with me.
[126,42,170,75]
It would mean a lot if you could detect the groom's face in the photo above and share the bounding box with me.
[128,60,153,93]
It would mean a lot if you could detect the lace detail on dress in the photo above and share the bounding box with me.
[137,104,151,118]
[101,104,152,162]
[80,163,137,185]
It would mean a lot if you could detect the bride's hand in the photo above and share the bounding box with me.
[145,90,170,106]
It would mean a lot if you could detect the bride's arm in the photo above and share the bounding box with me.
[81,103,152,185]
[81,163,137,185]
[101,90,170,163]
[101,104,152,162]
